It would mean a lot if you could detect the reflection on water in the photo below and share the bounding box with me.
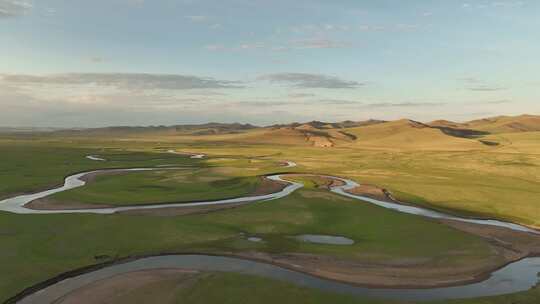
[18,255,540,304]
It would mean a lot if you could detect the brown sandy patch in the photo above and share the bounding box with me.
[346,184,394,202]
[284,174,346,189]
[55,269,200,304]
[299,191,349,201]
[252,177,288,196]
[309,135,334,147]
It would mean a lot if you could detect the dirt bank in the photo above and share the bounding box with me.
[284,174,346,188]
[26,198,115,210]
[55,269,200,304]
[345,184,393,202]
[234,242,522,289]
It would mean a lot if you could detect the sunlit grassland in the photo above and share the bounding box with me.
[0,188,495,302]
[1,134,538,227]
[152,135,540,228]
[147,144,540,227]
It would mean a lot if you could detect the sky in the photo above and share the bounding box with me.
[0,0,539,127]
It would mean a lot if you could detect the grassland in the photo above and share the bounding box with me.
[0,142,199,200]
[141,128,540,228]
[0,178,497,301]
[45,169,262,206]
[2,131,538,225]
[0,118,539,303]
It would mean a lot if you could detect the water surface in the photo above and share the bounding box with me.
[17,255,540,304]
[85,155,106,161]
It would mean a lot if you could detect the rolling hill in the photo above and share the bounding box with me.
[206,122,362,147]
[343,119,486,151]
[4,115,538,150]
[464,115,540,134]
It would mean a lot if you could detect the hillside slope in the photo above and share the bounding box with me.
[344,119,486,151]
[464,115,540,134]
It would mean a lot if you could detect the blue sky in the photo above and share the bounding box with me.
[1,0,538,127]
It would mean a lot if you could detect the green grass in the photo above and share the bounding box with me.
[194,189,494,259]
[178,129,540,227]
[0,138,538,303]
[178,142,540,227]
[0,142,200,199]
[150,272,540,304]
[0,188,496,302]
[47,169,262,206]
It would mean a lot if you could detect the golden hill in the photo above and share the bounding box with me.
[218,126,356,147]
[22,115,538,150]
[428,120,465,129]
[464,115,540,134]
[343,119,485,151]
[186,120,377,147]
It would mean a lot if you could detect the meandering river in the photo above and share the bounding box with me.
[15,255,540,303]
[0,167,537,236]
[1,160,539,302]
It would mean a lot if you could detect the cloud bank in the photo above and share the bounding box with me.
[259,73,363,89]
[0,0,32,18]
[1,73,243,90]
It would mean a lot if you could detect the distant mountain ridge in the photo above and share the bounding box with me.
[41,123,259,136]
[465,115,540,133]
[270,119,386,130]
[428,114,540,134]
[2,115,538,150]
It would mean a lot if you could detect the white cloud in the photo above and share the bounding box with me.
[0,73,245,126]
[259,73,363,89]
[0,73,243,90]
[0,0,32,18]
